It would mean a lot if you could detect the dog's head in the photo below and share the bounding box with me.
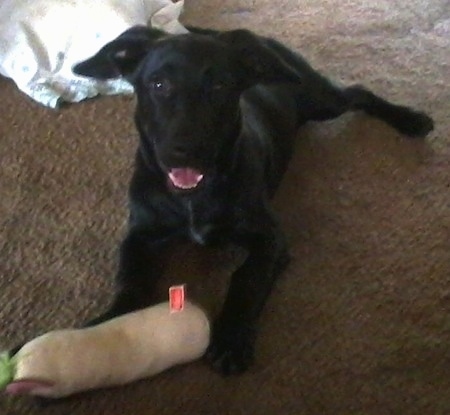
[74,27,300,193]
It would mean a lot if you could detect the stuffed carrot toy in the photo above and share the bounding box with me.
[0,301,210,398]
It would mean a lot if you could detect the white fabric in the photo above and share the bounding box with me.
[0,0,187,108]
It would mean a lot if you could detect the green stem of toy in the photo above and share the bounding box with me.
[0,352,17,389]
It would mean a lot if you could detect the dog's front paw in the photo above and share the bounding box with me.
[206,320,256,376]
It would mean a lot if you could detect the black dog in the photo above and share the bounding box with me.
[73,26,433,375]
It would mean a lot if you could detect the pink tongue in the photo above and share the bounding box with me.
[168,168,204,189]
[6,380,54,396]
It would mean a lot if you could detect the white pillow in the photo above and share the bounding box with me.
[0,0,187,108]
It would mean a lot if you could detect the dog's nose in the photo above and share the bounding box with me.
[172,144,190,159]
[167,140,208,167]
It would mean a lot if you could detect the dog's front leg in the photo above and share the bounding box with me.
[207,218,290,375]
[86,226,174,326]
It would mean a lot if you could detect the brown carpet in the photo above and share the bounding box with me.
[1,0,449,414]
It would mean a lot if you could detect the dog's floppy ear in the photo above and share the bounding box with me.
[73,26,166,80]
[218,29,302,88]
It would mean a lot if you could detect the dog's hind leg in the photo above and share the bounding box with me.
[293,82,433,138]
[341,85,434,137]
[264,38,433,137]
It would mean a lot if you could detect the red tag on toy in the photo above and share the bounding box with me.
[169,285,185,312]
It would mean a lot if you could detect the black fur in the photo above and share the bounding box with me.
[72,26,433,375]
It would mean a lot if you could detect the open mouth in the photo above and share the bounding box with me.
[168,167,204,190]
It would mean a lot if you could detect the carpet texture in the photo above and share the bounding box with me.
[0,0,449,414]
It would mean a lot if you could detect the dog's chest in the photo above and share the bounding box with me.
[184,198,229,245]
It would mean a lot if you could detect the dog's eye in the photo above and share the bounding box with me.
[149,79,173,97]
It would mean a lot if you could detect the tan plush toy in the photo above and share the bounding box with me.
[0,301,210,398]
